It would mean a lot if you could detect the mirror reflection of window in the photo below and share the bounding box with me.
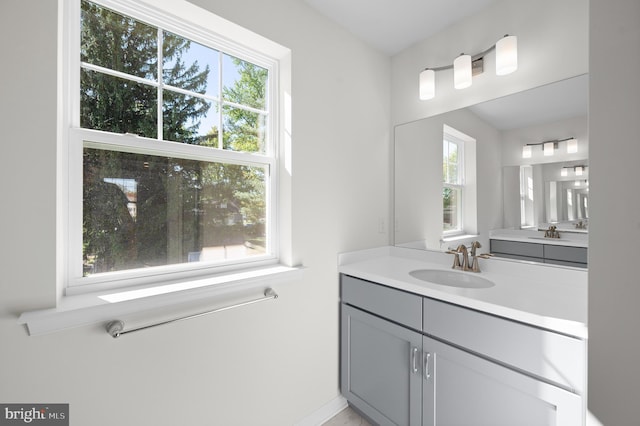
[519,165,535,228]
[442,137,463,235]
[567,189,575,221]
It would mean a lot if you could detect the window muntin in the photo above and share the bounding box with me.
[69,0,277,289]
[442,138,463,234]
[79,0,269,152]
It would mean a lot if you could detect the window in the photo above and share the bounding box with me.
[520,165,535,228]
[442,136,463,235]
[64,0,279,291]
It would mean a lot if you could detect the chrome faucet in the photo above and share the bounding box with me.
[445,248,462,269]
[469,241,492,272]
[447,241,491,272]
[456,244,470,271]
[544,225,561,239]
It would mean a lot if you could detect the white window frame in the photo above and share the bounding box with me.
[442,135,464,236]
[61,0,282,295]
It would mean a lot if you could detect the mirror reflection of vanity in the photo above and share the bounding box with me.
[394,74,588,267]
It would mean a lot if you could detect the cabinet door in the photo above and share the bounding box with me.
[422,336,582,426]
[341,304,422,426]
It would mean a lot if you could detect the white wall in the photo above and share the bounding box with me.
[0,0,390,424]
[588,0,640,423]
[391,0,589,126]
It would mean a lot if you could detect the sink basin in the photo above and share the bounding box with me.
[409,269,495,289]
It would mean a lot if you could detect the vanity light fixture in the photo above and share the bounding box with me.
[522,137,576,158]
[566,138,578,154]
[454,54,472,89]
[543,142,555,156]
[419,34,517,100]
[562,164,588,176]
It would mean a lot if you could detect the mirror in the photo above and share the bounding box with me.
[394,74,589,252]
[503,160,589,233]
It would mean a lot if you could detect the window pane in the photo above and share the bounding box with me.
[83,148,267,276]
[81,69,157,138]
[163,91,219,146]
[223,106,266,153]
[163,31,219,99]
[222,54,268,110]
[443,140,459,184]
[81,0,157,80]
[443,187,461,232]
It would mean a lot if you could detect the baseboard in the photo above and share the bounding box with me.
[294,395,348,426]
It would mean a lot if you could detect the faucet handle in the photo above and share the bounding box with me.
[446,250,462,269]
[470,241,481,256]
[470,253,493,272]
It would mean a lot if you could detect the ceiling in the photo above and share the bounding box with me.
[302,0,496,56]
[469,74,589,130]
[301,1,588,129]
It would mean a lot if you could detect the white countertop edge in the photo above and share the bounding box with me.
[490,235,589,248]
[489,229,588,248]
[338,246,588,339]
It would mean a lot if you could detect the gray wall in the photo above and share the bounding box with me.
[588,0,640,423]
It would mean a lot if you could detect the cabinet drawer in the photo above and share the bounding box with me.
[423,298,586,394]
[490,239,544,258]
[341,274,422,330]
[544,245,588,264]
[545,258,587,268]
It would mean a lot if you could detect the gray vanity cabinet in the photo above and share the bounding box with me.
[340,274,585,425]
[422,335,582,425]
[490,239,588,267]
[340,274,423,425]
[341,304,422,425]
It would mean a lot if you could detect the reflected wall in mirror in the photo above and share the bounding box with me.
[394,74,588,252]
[504,161,589,233]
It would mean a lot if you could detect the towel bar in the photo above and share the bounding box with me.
[106,288,278,338]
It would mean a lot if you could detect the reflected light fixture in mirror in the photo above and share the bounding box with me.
[419,34,517,100]
[522,137,576,158]
[562,165,588,176]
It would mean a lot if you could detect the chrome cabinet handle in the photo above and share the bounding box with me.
[411,346,418,374]
[424,352,432,380]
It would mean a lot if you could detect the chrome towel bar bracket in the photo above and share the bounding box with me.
[106,287,278,338]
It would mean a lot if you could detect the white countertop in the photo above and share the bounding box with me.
[338,246,587,339]
[490,229,588,248]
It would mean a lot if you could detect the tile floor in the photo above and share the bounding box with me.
[322,406,371,426]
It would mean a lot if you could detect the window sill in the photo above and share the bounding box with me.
[442,233,479,242]
[18,264,303,336]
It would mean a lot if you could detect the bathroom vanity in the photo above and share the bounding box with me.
[338,246,587,426]
[490,229,588,267]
